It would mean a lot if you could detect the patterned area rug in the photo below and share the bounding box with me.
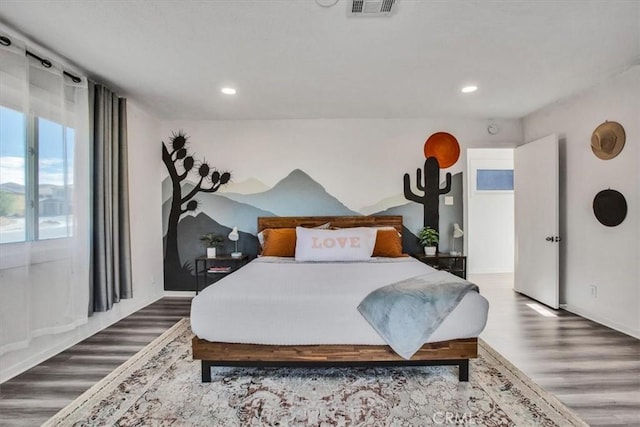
[44,319,586,426]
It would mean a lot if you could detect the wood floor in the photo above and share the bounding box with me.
[474,273,640,427]
[0,278,638,426]
[0,298,192,426]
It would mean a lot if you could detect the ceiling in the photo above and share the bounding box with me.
[0,0,638,120]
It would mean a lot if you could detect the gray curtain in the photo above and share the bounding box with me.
[89,82,133,314]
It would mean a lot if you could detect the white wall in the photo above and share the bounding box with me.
[127,102,165,301]
[523,66,640,338]
[467,149,515,274]
[0,102,165,382]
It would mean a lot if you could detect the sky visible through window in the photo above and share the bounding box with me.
[476,169,514,191]
[0,106,26,185]
[0,105,74,243]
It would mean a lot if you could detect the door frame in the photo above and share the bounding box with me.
[465,148,515,275]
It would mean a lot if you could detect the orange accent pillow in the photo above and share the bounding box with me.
[373,229,407,258]
[261,228,297,257]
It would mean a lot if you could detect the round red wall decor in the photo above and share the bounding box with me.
[423,132,460,168]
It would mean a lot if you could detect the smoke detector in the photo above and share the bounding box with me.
[350,0,397,16]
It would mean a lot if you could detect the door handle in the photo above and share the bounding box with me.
[545,236,554,242]
[545,236,561,242]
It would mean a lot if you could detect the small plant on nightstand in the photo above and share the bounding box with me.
[418,226,439,256]
[200,232,224,258]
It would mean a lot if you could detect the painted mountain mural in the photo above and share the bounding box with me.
[163,214,259,291]
[161,180,275,236]
[221,169,358,217]
[162,169,359,290]
[360,194,409,216]
[218,178,270,195]
[162,168,462,291]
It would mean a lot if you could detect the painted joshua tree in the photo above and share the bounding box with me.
[162,131,230,284]
[403,132,460,232]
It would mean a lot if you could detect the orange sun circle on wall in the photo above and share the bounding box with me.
[423,132,460,168]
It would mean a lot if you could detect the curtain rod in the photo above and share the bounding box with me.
[0,35,82,83]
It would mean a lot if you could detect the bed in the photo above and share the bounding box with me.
[191,216,488,382]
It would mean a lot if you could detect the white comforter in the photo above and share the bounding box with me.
[190,257,488,346]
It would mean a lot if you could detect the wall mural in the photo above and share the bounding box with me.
[162,132,232,288]
[403,157,451,232]
[403,131,461,233]
[162,131,463,291]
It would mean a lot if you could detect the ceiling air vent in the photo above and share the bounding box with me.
[351,0,397,16]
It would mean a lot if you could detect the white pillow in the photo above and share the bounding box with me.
[295,226,377,261]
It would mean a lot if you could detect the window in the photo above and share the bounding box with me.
[476,169,514,191]
[0,105,74,244]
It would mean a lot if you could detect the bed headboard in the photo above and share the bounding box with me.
[257,216,403,234]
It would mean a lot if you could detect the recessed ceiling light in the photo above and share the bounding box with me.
[461,85,478,94]
[221,87,237,95]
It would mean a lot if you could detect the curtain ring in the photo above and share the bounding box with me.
[64,71,82,83]
[0,36,11,47]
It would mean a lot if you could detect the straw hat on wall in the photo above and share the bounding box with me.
[591,121,625,160]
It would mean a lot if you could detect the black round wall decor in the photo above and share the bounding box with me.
[593,189,627,227]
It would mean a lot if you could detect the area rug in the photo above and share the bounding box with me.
[44,319,587,426]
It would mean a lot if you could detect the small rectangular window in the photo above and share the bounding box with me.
[477,169,514,191]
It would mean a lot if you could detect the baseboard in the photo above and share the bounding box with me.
[164,290,196,297]
[563,304,640,339]
[0,292,164,384]
[468,269,514,275]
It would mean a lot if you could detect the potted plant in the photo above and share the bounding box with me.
[418,226,439,256]
[200,232,224,258]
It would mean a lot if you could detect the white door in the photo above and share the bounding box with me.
[514,134,560,309]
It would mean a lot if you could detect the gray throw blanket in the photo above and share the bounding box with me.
[357,271,479,360]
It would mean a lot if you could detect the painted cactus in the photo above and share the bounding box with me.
[403,156,451,232]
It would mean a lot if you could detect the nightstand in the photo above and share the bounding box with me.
[194,254,249,294]
[412,253,467,279]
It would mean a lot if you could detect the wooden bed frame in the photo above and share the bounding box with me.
[192,215,478,382]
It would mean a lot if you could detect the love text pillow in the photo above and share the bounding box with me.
[295,226,376,261]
